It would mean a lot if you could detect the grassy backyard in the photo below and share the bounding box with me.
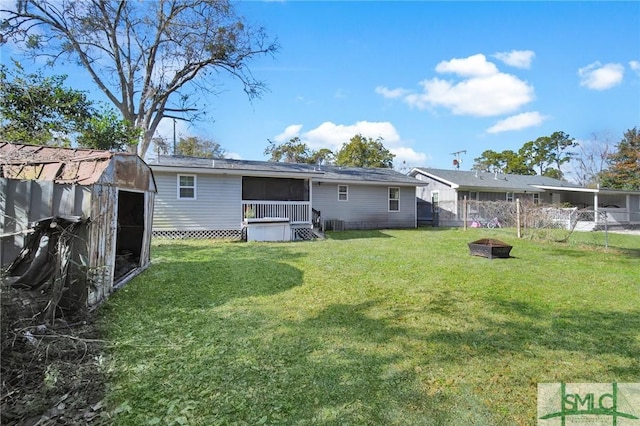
[100,228,640,425]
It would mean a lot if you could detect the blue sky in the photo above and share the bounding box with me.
[201,1,640,172]
[3,1,640,173]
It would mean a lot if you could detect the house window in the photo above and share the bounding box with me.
[533,193,540,205]
[469,191,478,201]
[389,187,400,211]
[177,174,196,199]
[338,185,348,201]
[431,191,439,212]
[506,192,514,202]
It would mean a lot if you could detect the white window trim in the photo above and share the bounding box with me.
[338,185,348,201]
[177,174,197,200]
[389,187,400,212]
[506,192,514,202]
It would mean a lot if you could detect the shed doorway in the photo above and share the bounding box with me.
[115,190,145,281]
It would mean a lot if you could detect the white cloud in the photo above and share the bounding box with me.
[225,152,243,159]
[379,54,535,117]
[578,62,624,90]
[390,146,428,169]
[273,120,428,168]
[493,50,535,69]
[434,54,498,77]
[302,121,401,151]
[274,124,304,142]
[405,73,534,116]
[375,86,409,99]
[630,60,640,74]
[486,111,547,134]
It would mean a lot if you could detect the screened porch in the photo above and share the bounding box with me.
[241,176,312,224]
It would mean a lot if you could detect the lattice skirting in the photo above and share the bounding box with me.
[153,227,318,241]
[153,229,242,240]
[292,226,316,241]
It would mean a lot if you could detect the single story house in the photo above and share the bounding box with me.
[0,142,156,309]
[150,155,425,240]
[409,167,640,229]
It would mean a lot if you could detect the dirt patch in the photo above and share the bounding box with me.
[1,283,109,425]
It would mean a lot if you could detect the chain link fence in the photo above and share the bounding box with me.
[433,199,640,245]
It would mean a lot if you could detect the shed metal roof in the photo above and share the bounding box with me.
[0,142,155,190]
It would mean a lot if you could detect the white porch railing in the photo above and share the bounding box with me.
[242,201,311,224]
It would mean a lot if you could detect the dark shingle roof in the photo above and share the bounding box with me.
[153,155,423,185]
[410,167,584,192]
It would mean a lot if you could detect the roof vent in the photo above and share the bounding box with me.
[494,171,498,180]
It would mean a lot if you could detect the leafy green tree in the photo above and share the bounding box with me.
[0,62,92,145]
[472,149,533,175]
[599,127,640,190]
[547,131,577,172]
[176,136,225,158]
[1,0,278,157]
[77,106,140,151]
[264,137,312,163]
[1,62,140,151]
[519,131,575,179]
[308,148,335,166]
[334,134,394,168]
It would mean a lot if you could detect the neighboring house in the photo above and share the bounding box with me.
[149,155,424,240]
[0,142,156,309]
[409,167,640,228]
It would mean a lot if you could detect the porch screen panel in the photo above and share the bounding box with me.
[242,177,309,201]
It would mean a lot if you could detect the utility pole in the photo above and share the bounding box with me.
[451,150,466,169]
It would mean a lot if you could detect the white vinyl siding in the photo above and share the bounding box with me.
[154,172,242,231]
[177,174,196,199]
[313,183,415,229]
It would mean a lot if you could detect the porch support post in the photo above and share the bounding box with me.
[308,179,313,224]
[594,191,599,223]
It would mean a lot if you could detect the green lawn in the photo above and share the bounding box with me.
[100,228,640,425]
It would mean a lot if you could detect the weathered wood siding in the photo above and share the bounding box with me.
[312,182,416,229]
[153,171,242,231]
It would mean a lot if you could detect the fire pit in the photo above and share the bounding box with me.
[468,238,512,259]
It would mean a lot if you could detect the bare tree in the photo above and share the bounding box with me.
[571,131,614,187]
[0,0,278,157]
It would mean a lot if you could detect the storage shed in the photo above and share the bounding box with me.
[0,142,156,310]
